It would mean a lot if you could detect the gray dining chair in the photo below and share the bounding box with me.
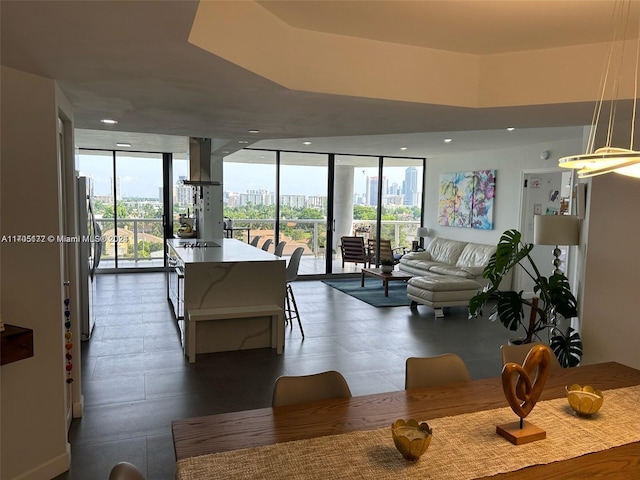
[274,241,287,257]
[250,236,261,247]
[261,238,273,252]
[272,370,352,407]
[109,462,146,480]
[285,247,305,338]
[500,342,561,370]
[405,353,471,389]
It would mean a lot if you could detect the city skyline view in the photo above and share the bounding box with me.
[77,153,422,207]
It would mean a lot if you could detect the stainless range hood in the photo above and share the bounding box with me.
[183,137,221,186]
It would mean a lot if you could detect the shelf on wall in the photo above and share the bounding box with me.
[1,324,34,366]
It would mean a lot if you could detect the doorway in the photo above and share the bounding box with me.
[517,170,573,294]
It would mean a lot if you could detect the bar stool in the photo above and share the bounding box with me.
[285,247,304,338]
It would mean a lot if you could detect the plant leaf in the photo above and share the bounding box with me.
[550,327,583,368]
[495,291,525,331]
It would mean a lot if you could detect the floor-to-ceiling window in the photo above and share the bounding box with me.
[77,149,167,270]
[223,148,425,276]
[223,149,277,248]
[280,152,328,259]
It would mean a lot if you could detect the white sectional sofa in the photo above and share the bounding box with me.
[398,237,497,317]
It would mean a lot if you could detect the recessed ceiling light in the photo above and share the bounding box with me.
[248,129,260,134]
[238,140,249,144]
[303,141,312,145]
[222,151,229,154]
[444,138,453,143]
[400,147,408,151]
[101,119,118,124]
[116,143,131,148]
[507,127,515,131]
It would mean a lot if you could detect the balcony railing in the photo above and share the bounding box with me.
[94,217,421,271]
[226,219,421,256]
[95,218,164,268]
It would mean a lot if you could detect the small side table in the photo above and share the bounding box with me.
[361,267,412,297]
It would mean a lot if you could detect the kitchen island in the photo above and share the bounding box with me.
[166,238,286,360]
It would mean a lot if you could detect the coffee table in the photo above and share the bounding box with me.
[361,267,412,297]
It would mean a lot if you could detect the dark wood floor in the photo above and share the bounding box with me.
[56,271,508,479]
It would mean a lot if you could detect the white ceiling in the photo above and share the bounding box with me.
[1,1,636,158]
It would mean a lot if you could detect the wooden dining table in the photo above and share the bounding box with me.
[172,362,640,479]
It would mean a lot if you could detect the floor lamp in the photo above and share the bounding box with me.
[533,215,580,275]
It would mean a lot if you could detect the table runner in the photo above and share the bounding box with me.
[176,385,640,479]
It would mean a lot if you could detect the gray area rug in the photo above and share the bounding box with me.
[321,278,411,307]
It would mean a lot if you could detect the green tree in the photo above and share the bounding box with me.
[353,205,377,220]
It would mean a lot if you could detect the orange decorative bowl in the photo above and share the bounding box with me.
[391,419,432,461]
[566,384,604,417]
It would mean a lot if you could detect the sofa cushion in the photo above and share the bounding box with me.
[427,238,468,266]
[400,251,432,262]
[460,266,486,277]
[429,264,474,279]
[408,274,481,291]
[455,243,496,269]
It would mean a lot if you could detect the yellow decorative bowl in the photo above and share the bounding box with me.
[566,384,604,417]
[391,419,432,461]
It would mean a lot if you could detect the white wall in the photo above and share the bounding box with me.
[423,136,639,370]
[581,174,640,369]
[423,137,584,246]
[1,66,71,479]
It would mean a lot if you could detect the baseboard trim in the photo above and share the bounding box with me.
[73,394,84,418]
[9,445,70,480]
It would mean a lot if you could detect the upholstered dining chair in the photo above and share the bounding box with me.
[500,342,561,370]
[274,241,287,257]
[285,247,305,338]
[261,238,273,252]
[272,370,352,407]
[109,462,146,480]
[405,353,471,389]
[250,235,261,247]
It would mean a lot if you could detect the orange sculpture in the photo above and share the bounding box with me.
[497,344,552,445]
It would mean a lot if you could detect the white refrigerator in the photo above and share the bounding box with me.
[77,176,101,340]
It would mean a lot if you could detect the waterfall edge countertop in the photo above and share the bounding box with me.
[167,238,282,264]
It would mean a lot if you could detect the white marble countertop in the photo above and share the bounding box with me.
[167,238,282,264]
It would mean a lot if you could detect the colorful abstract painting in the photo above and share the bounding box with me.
[438,170,496,230]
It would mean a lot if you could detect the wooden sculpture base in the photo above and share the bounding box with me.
[496,420,546,445]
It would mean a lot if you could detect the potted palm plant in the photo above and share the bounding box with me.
[468,229,583,367]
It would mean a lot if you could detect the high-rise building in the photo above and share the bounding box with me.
[403,167,418,205]
[175,176,192,206]
[367,176,388,205]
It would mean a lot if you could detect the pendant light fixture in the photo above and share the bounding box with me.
[558,0,640,179]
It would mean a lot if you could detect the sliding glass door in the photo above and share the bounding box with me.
[77,149,166,270]
[279,152,329,273]
[223,149,277,248]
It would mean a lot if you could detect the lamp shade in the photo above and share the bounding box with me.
[416,227,430,237]
[533,215,580,246]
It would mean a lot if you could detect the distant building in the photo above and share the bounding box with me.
[403,167,418,205]
[367,176,388,205]
[238,189,272,206]
[281,194,306,208]
[175,176,192,206]
[307,196,327,210]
